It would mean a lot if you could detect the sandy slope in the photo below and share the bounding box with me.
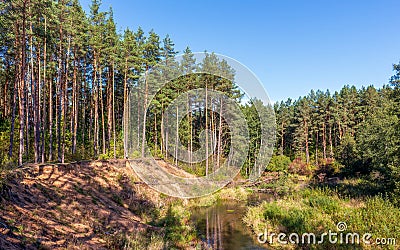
[0,160,174,249]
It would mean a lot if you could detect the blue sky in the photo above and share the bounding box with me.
[80,0,400,102]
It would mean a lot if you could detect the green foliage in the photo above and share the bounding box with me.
[258,172,297,195]
[188,187,252,207]
[306,191,340,214]
[336,134,359,168]
[130,151,140,159]
[152,203,196,247]
[266,155,291,172]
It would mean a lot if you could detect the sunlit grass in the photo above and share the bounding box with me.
[188,186,252,207]
[244,188,400,249]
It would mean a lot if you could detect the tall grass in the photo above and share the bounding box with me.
[244,188,400,249]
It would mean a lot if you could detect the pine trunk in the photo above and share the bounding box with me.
[100,67,106,155]
[141,67,149,158]
[217,98,223,168]
[112,63,116,158]
[305,120,309,164]
[205,83,209,176]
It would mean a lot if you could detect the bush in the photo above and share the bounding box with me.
[129,150,140,159]
[98,153,110,160]
[266,155,291,172]
[288,158,314,176]
[153,204,196,247]
[258,172,295,195]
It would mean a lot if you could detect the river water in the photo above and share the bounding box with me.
[190,193,272,249]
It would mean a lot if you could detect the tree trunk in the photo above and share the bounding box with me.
[72,47,78,155]
[123,57,128,157]
[322,122,327,160]
[189,96,193,169]
[112,62,116,158]
[93,54,98,157]
[315,131,318,165]
[164,110,169,160]
[9,60,18,159]
[305,120,309,164]
[82,59,88,155]
[18,2,27,165]
[25,67,29,160]
[41,17,47,163]
[160,106,164,157]
[280,122,284,155]
[30,17,39,163]
[100,67,106,155]
[205,82,209,176]
[329,125,333,158]
[186,92,191,168]
[217,98,223,168]
[175,105,179,166]
[61,35,71,163]
[211,97,215,172]
[107,65,113,152]
[49,71,53,161]
[56,22,63,162]
[141,67,149,158]
[154,112,158,152]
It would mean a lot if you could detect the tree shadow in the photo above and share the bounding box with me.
[0,160,162,249]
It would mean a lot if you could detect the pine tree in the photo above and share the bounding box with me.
[104,6,119,157]
[180,47,196,167]
[294,97,311,164]
[140,30,160,157]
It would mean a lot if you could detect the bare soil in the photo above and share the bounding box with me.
[0,160,176,249]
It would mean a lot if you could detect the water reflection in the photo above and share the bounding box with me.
[191,194,272,250]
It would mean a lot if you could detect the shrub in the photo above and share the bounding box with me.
[98,153,110,160]
[153,204,196,247]
[266,155,291,172]
[130,150,140,159]
[288,158,313,176]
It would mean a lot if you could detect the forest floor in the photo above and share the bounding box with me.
[0,159,194,249]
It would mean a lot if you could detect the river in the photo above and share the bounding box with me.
[190,193,273,249]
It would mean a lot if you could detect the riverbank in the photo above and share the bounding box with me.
[0,160,201,249]
[244,185,400,249]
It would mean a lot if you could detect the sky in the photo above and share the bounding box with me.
[79,0,400,103]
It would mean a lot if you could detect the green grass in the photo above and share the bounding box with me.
[188,186,252,207]
[244,188,400,249]
[151,202,197,248]
[104,230,165,250]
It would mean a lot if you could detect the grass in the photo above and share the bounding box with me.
[257,172,298,195]
[104,230,165,250]
[244,188,400,249]
[150,202,197,248]
[188,186,252,207]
